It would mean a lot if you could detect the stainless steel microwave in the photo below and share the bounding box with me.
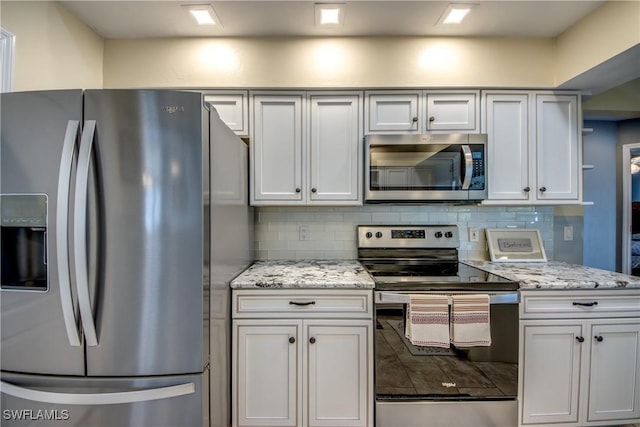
[364,133,487,202]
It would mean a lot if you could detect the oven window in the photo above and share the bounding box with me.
[370,144,463,191]
[375,303,518,400]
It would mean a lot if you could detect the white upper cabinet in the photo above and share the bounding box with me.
[482,90,582,205]
[250,91,362,206]
[424,90,479,132]
[204,91,249,136]
[251,92,305,204]
[365,91,420,133]
[309,93,362,204]
[365,90,479,134]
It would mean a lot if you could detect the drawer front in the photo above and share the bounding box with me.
[520,290,640,319]
[233,290,373,318]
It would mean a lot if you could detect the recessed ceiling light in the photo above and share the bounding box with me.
[315,3,345,27]
[183,4,221,26]
[438,4,474,25]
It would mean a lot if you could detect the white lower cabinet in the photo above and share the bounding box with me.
[232,290,373,427]
[519,290,640,426]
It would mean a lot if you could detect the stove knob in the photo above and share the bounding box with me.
[434,231,443,239]
[445,231,453,238]
[375,232,383,238]
[365,232,372,239]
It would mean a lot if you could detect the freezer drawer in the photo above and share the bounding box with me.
[0,372,206,427]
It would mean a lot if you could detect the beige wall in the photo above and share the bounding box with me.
[0,1,103,91]
[555,0,640,86]
[103,36,556,89]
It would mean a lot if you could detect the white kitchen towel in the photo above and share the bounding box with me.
[405,294,450,348]
[450,294,491,347]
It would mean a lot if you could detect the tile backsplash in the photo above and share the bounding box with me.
[254,205,555,261]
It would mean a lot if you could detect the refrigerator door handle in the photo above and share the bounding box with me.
[56,120,82,347]
[0,381,195,405]
[74,120,99,346]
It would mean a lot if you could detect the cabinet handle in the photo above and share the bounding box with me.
[295,188,301,193]
[289,336,296,344]
[309,337,316,344]
[576,336,585,343]
[572,301,598,307]
[594,335,603,342]
[289,301,316,306]
[311,188,317,193]
[539,186,547,193]
[523,187,531,193]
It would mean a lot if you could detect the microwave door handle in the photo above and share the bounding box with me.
[461,145,473,190]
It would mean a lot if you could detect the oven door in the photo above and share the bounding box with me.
[364,134,487,202]
[374,291,519,426]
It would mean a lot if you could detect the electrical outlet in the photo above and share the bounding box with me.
[563,225,574,241]
[299,225,310,241]
[469,227,480,242]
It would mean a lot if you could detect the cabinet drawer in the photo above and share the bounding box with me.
[520,290,640,319]
[233,289,373,318]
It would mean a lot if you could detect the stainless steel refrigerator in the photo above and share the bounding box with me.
[0,90,253,427]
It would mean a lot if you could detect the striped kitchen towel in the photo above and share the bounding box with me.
[450,294,491,347]
[405,294,450,348]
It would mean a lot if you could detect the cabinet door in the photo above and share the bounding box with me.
[234,321,301,427]
[309,94,362,204]
[521,323,583,425]
[425,91,478,132]
[306,321,371,427]
[366,92,420,133]
[483,93,530,201]
[205,91,248,135]
[251,94,305,204]
[587,321,640,422]
[534,94,580,202]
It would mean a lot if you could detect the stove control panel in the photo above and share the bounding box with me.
[358,225,460,249]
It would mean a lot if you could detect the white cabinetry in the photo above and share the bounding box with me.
[232,289,373,427]
[204,91,249,136]
[250,92,362,205]
[365,90,479,134]
[519,290,640,427]
[482,91,582,204]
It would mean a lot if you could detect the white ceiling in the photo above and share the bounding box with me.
[59,0,604,39]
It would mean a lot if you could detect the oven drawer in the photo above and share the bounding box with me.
[232,289,373,318]
[520,290,640,319]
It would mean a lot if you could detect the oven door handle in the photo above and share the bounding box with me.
[461,145,473,190]
[375,292,519,305]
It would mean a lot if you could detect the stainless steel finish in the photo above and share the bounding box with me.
[1,90,85,375]
[375,291,519,305]
[364,133,487,202]
[461,145,473,190]
[376,401,517,427]
[74,120,98,347]
[1,380,194,405]
[56,120,82,347]
[1,372,205,427]
[82,90,204,376]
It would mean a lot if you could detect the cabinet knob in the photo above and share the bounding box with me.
[295,188,301,193]
[594,335,604,342]
[539,187,547,193]
[311,188,317,193]
[429,116,435,122]
[412,117,418,123]
[576,336,585,343]
[523,187,531,193]
[289,337,295,344]
[309,337,316,344]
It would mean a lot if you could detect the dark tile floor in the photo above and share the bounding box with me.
[375,315,518,398]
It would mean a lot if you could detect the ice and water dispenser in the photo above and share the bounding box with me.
[1,194,48,291]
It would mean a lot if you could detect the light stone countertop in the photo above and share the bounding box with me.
[230,260,375,289]
[463,260,640,290]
